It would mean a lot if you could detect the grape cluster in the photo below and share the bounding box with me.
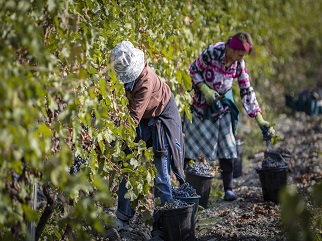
[155,198,189,211]
[261,157,287,169]
[81,123,88,132]
[12,171,20,182]
[171,182,197,197]
[69,156,88,174]
[185,160,214,177]
[260,148,290,169]
[266,148,287,155]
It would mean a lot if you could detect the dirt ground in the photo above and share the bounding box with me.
[102,114,322,241]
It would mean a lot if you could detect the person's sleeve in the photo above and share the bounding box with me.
[237,60,261,117]
[128,79,153,124]
[189,45,215,85]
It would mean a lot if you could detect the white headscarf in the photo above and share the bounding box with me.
[110,40,145,84]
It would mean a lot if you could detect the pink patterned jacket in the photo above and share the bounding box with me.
[189,42,261,118]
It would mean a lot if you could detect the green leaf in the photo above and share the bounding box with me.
[104,130,116,143]
[22,204,38,222]
[79,68,88,79]
[38,123,52,138]
[54,231,62,240]
[47,0,56,12]
[48,97,58,113]
[92,175,108,192]
[124,189,137,201]
[129,158,138,169]
[123,168,134,174]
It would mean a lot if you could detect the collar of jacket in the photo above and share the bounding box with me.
[125,80,135,91]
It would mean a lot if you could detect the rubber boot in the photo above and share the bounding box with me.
[219,158,237,201]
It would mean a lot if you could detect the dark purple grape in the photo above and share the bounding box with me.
[155,198,189,211]
[69,156,88,174]
[185,161,213,176]
[172,182,198,197]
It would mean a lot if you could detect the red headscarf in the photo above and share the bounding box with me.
[229,37,250,51]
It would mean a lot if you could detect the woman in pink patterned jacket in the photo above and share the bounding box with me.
[184,32,276,201]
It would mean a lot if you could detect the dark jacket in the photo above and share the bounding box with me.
[151,94,185,183]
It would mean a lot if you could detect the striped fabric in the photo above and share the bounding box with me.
[183,110,237,162]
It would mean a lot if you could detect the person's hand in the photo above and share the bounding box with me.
[199,83,220,105]
[255,113,276,137]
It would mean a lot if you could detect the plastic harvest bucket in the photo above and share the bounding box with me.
[233,139,244,178]
[256,166,288,203]
[185,172,214,208]
[173,195,201,229]
[160,204,195,241]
